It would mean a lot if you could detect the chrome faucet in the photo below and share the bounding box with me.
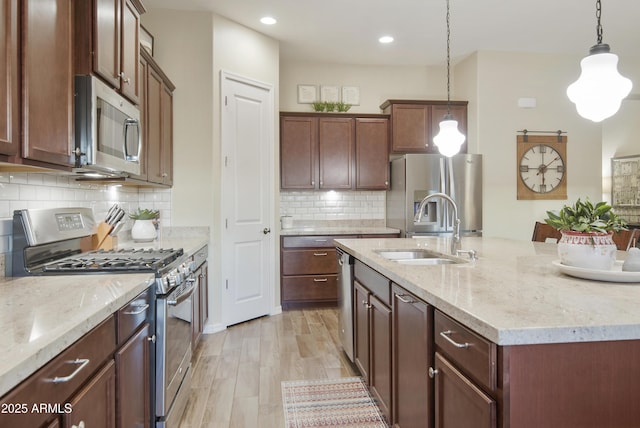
[414,192,461,256]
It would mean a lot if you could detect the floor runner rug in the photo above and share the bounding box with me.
[281,377,388,427]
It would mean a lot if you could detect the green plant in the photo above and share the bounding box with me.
[312,101,325,112]
[323,102,336,112]
[129,208,160,220]
[336,102,352,112]
[545,198,627,233]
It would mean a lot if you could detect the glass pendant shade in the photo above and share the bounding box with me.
[567,45,632,122]
[433,116,465,157]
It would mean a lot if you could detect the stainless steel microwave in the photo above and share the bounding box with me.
[74,75,141,176]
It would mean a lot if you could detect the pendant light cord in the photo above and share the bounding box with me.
[445,0,451,115]
[595,0,603,44]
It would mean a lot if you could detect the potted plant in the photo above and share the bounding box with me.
[129,208,160,242]
[545,198,626,270]
[312,101,325,112]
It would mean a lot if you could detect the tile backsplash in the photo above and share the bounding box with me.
[280,190,386,221]
[0,171,171,254]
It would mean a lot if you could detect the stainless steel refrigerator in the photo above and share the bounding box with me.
[386,154,482,237]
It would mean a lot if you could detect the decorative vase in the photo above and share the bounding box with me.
[557,230,617,270]
[131,219,157,242]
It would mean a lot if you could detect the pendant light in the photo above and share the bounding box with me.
[433,0,465,157]
[566,0,632,122]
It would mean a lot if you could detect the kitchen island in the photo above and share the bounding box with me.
[335,236,640,428]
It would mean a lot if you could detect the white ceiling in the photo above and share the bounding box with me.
[146,0,640,67]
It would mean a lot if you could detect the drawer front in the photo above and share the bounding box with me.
[282,249,337,275]
[282,235,357,248]
[0,316,116,428]
[282,275,338,301]
[434,310,496,392]
[354,260,391,306]
[117,288,151,345]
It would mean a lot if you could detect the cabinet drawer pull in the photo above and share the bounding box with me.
[49,358,90,383]
[313,252,328,256]
[123,303,149,315]
[439,330,470,348]
[313,278,328,282]
[314,239,328,242]
[394,293,415,304]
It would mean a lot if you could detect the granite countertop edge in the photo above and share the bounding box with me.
[334,236,640,347]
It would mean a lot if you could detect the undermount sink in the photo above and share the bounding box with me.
[375,249,467,265]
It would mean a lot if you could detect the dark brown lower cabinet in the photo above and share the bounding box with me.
[353,261,393,423]
[116,323,151,428]
[433,353,495,428]
[64,360,116,428]
[353,280,370,381]
[369,293,392,421]
[392,284,433,428]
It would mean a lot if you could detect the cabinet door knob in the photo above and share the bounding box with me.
[428,367,438,378]
[263,228,271,234]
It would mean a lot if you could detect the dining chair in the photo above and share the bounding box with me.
[532,221,562,243]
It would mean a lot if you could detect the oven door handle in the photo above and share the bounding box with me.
[167,277,196,306]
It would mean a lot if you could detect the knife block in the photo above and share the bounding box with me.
[90,222,118,251]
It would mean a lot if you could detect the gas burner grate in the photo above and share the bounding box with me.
[41,248,184,273]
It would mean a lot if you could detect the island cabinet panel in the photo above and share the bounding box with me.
[353,260,392,422]
[392,284,433,428]
[501,339,640,428]
[353,280,371,382]
[369,293,392,421]
[380,100,468,154]
[22,0,75,168]
[433,353,496,428]
[0,0,19,157]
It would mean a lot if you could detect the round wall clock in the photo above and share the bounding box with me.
[516,135,567,200]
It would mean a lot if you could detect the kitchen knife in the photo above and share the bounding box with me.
[105,204,119,224]
[111,208,126,226]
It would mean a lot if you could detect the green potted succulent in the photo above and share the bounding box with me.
[336,102,352,112]
[545,198,626,270]
[129,208,160,242]
[129,208,160,220]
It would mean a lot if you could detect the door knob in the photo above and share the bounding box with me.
[263,228,271,234]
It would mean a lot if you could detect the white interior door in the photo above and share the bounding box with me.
[221,71,274,327]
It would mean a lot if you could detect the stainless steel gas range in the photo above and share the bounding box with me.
[7,207,195,427]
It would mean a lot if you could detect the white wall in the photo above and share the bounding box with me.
[280,62,447,113]
[142,10,280,331]
[472,51,604,240]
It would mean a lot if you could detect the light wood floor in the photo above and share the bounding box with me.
[178,308,358,428]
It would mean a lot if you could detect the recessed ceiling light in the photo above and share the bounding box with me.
[379,36,394,44]
[260,16,277,25]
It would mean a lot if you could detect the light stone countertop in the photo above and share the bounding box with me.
[0,273,154,397]
[334,236,640,346]
[0,226,210,398]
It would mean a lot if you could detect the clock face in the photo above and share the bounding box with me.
[519,144,565,194]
